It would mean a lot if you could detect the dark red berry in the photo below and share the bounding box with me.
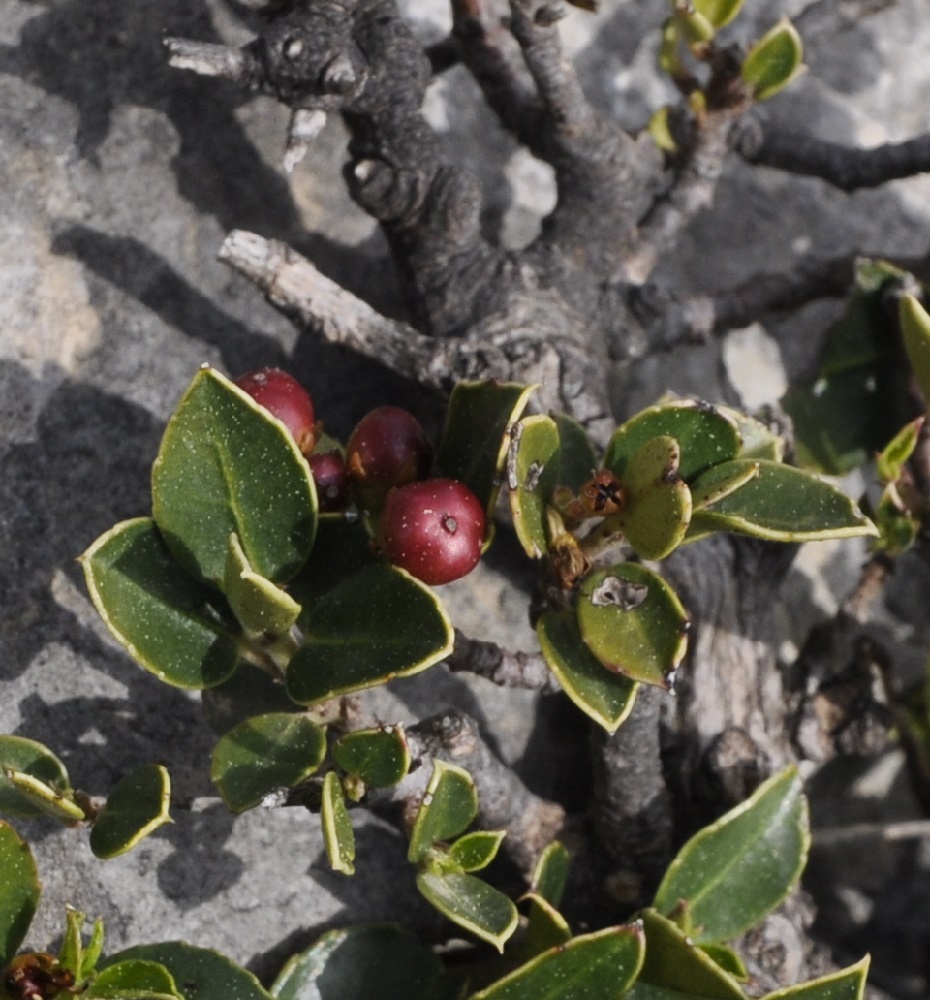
[308,450,349,512]
[345,406,433,508]
[378,478,485,586]
[234,368,317,455]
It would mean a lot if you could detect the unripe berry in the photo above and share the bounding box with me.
[378,478,485,586]
[308,450,349,512]
[234,368,317,455]
[345,406,433,509]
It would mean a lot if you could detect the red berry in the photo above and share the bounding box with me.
[234,368,317,455]
[378,478,485,586]
[308,450,349,511]
[345,406,433,507]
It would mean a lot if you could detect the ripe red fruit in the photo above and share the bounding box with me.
[378,478,486,586]
[308,450,349,512]
[345,406,433,507]
[234,368,317,455]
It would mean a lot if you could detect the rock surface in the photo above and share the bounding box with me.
[2,0,930,995]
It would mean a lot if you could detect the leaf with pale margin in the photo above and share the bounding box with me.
[417,872,518,953]
[152,367,317,585]
[449,830,506,872]
[763,957,869,1000]
[0,820,39,966]
[509,416,561,558]
[537,611,638,732]
[287,564,453,705]
[467,924,644,999]
[900,295,930,406]
[223,534,300,637]
[84,959,182,1000]
[0,736,81,822]
[89,765,172,860]
[408,760,478,862]
[531,841,571,908]
[741,18,804,101]
[211,713,326,814]
[81,518,240,690]
[653,767,809,942]
[332,727,410,789]
[322,771,356,875]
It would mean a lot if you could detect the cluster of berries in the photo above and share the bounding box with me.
[234,368,485,586]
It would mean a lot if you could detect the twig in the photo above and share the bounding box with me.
[447,629,562,693]
[163,37,258,82]
[736,118,930,192]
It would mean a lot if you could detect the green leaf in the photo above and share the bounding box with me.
[648,107,678,156]
[741,18,804,101]
[286,564,453,705]
[604,401,741,484]
[468,924,644,999]
[0,820,40,966]
[83,918,106,978]
[509,894,572,963]
[437,381,536,525]
[616,436,692,560]
[85,959,182,1000]
[210,713,326,814]
[694,0,745,29]
[81,518,240,690]
[552,413,599,492]
[688,461,877,542]
[152,367,317,586]
[699,944,748,981]
[449,830,506,872]
[877,419,922,483]
[531,841,571,908]
[900,295,930,405]
[271,925,460,1000]
[417,871,518,952]
[537,611,638,733]
[653,767,809,942]
[58,909,106,980]
[763,957,869,1000]
[635,909,745,999]
[577,565,690,689]
[103,943,271,1000]
[222,534,301,637]
[332,726,410,789]
[675,8,715,46]
[509,416,561,558]
[408,761,478,862]
[0,736,82,822]
[200,662,299,737]
[690,460,760,511]
[321,771,356,875]
[89,764,172,860]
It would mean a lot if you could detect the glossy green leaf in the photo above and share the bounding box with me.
[286,564,453,705]
[81,518,240,690]
[617,436,692,560]
[741,18,804,101]
[552,413,599,492]
[690,460,760,511]
[210,713,326,814]
[531,841,571,908]
[223,534,300,637]
[200,662,299,737]
[438,381,536,523]
[0,736,82,822]
[322,772,355,875]
[508,416,561,558]
[877,419,922,483]
[694,0,745,29]
[510,894,572,962]
[577,565,690,690]
[89,764,172,860]
[537,611,638,732]
[688,461,877,542]
[332,726,409,789]
[604,401,741,484]
[82,917,106,978]
[408,760,478,862]
[635,909,745,999]
[271,924,460,1000]
[764,957,869,1000]
[653,767,809,942]
[874,486,919,555]
[58,909,105,980]
[449,830,506,872]
[468,923,645,999]
[103,943,271,1000]
[0,820,39,966]
[900,295,930,405]
[675,8,715,46]
[417,871,518,952]
[152,367,317,586]
[699,944,748,981]
[85,959,182,1000]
